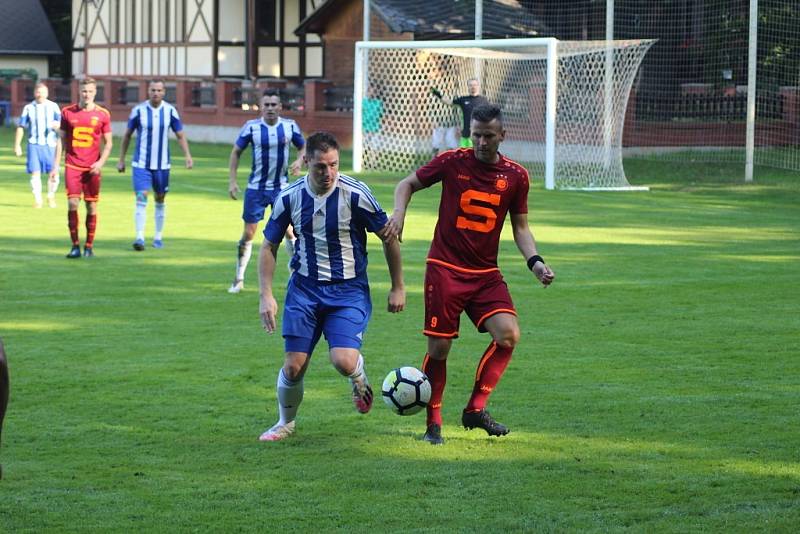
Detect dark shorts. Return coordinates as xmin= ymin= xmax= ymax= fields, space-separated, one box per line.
xmin=423 ymin=260 xmax=516 ymax=338
xmin=132 ymin=167 xmax=170 ymax=195
xmin=282 ymin=273 xmax=372 ymax=355
xmin=242 ymin=188 xmax=280 ymax=224
xmin=65 ymin=166 xmax=101 ymax=201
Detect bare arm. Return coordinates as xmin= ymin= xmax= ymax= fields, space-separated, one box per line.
xmin=383 ymin=172 xmax=426 ymax=241
xmin=379 ymin=232 xmax=405 ymax=313
xmin=510 ymin=212 xmax=555 ymax=286
xmin=90 ymin=132 xmax=113 ymax=175
xmin=13 ymin=127 xmax=24 ymax=156
xmin=289 ymin=143 xmax=306 ymax=176
xmin=116 ymin=128 xmax=134 ymax=172
xmin=175 ymin=130 xmax=193 ymax=169
xmin=51 ymin=129 xmax=64 ymax=179
xmin=258 ymin=239 xmax=280 ymax=333
xmin=228 ymin=146 xmax=243 ymax=199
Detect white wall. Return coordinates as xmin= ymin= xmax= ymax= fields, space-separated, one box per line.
xmin=0 ymin=57 xmax=49 ymax=79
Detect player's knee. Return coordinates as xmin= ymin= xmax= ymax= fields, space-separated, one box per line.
xmin=243 ymin=225 xmax=257 ymax=241
xmin=282 ymin=362 xmax=304 ymax=381
xmin=494 ymin=327 xmax=520 ymax=349
xmin=135 ymin=191 xmax=148 ymax=203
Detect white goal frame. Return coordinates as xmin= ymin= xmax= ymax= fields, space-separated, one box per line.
xmin=353 ymin=37 xmax=653 ymax=191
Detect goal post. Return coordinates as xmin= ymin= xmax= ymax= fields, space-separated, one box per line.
xmin=353 ymin=37 xmax=655 ymax=190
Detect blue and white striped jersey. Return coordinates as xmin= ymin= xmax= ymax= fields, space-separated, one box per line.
xmin=17 ymin=99 xmax=61 ymax=147
xmin=235 ymin=117 xmax=305 ymax=191
xmin=127 ymin=101 xmax=184 ymax=170
xmin=264 ymin=173 xmax=389 ymax=282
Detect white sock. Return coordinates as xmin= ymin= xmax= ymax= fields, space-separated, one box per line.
xmin=348 ymin=354 xmax=367 ymax=382
xmin=47 ymin=174 xmax=59 ymax=198
xmin=277 ymin=368 xmax=303 ymax=425
xmin=154 ymin=201 xmax=165 ymax=240
xmin=236 ymin=239 xmax=253 ymax=281
xmin=30 ymin=174 xmax=43 ymax=205
xmin=135 ymin=198 xmax=147 ymax=240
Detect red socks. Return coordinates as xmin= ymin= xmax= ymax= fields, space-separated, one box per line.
xmin=85 ymin=213 xmax=97 ymax=248
xmin=422 ymin=354 xmax=447 ymax=427
xmin=68 ymin=210 xmax=79 ymax=245
xmin=465 ymin=341 xmax=514 ymax=413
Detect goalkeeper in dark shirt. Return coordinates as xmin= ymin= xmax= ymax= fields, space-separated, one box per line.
xmin=431 ymin=78 xmax=489 ymax=148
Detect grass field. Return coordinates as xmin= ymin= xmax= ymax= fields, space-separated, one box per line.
xmin=1 ymin=126 xmax=799 ymax=532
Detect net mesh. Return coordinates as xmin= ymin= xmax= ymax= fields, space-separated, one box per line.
xmin=357 ymin=39 xmax=654 ymax=189
xmin=530 ymin=0 xmax=800 ymax=173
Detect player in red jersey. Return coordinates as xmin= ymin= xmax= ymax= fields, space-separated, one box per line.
xmin=386 ymin=103 xmax=555 ymax=445
xmin=53 ymin=78 xmax=113 ymax=258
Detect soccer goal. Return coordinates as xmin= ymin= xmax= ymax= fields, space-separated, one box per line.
xmin=353 ymin=38 xmax=655 ymax=190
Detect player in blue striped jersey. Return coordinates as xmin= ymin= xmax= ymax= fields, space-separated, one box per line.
xmin=256 ymin=131 xmax=405 ymax=442
xmin=227 ymin=89 xmax=306 ymax=293
xmin=117 ymin=80 xmax=193 ymax=250
xmin=14 ymin=83 xmax=61 ymax=208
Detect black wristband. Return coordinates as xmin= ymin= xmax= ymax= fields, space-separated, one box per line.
xmin=527 ymin=255 xmax=544 ymax=271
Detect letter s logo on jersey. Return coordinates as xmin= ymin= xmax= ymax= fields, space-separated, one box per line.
xmin=72 ymin=126 xmax=94 ymax=148
xmin=456 ymin=189 xmax=501 ymax=233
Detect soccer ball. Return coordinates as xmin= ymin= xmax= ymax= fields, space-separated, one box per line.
xmin=381 ymin=366 xmax=431 ymax=416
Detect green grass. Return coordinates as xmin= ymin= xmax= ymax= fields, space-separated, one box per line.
xmin=1 ymin=126 xmax=799 ymax=532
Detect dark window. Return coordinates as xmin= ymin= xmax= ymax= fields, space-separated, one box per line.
xmin=255 ymin=0 xmax=277 ymax=43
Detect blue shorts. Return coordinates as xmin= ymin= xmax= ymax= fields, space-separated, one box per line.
xmin=282 ymin=273 xmax=372 ymax=355
xmin=132 ymin=167 xmax=170 ymax=195
xmin=242 ymin=188 xmax=280 ymax=224
xmin=26 ymin=144 xmax=55 ymax=174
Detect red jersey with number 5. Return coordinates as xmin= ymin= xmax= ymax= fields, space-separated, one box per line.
xmin=60 ymin=104 xmax=111 ymax=170
xmin=415 ymin=148 xmax=529 ymax=272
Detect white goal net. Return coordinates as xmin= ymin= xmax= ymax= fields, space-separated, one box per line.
xmin=353 ymin=38 xmax=655 ymax=190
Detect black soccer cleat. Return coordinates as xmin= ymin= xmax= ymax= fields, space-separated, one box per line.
xmin=83 ymin=246 xmax=94 ymax=258
xmin=422 ymin=423 xmax=444 ymax=445
xmin=462 ymin=409 xmax=509 ymax=436
xmin=66 ymin=245 xmax=81 ymax=259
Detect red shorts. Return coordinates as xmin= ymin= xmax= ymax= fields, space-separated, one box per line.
xmin=65 ymin=165 xmax=101 ymax=201
xmin=423 ymin=260 xmax=516 ymax=338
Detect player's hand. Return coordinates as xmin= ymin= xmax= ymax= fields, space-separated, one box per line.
xmin=229 ymin=181 xmax=240 ymax=200
xmin=289 ymin=158 xmax=303 ymax=176
xmin=13 ymin=145 xmax=22 ymax=157
xmin=383 ymin=212 xmax=405 ymax=242
xmin=387 ymin=287 xmax=406 ymax=313
xmin=89 ymin=162 xmax=103 ymax=175
xmin=259 ymin=294 xmax=279 ymax=333
xmin=116 ymin=160 xmax=125 ymax=173
xmin=533 ymin=262 xmax=555 ymax=287
xmin=185 ymin=156 xmax=193 ymax=169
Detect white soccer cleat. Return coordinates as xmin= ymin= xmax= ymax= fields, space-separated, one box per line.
xmin=259 ymin=421 xmax=295 ymax=442
xmin=227 ymin=279 xmax=244 ymax=294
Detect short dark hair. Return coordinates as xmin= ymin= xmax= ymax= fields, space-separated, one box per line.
xmin=262 ymin=88 xmax=280 ymax=98
xmin=471 ymin=103 xmax=502 ymax=125
xmin=306 ymin=131 xmax=339 ymax=155
xmin=149 ymin=79 xmax=166 ymax=86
